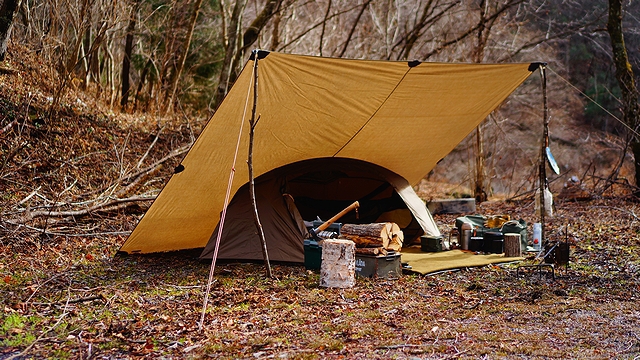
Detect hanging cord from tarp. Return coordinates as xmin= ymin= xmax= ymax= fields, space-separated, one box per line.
xmin=547 ymin=66 xmax=640 ymax=138
xmin=198 ymin=60 xmax=256 ymax=331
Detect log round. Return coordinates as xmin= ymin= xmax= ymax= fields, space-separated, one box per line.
xmin=340 ymin=222 xmax=404 ymax=251
xmin=320 ymin=239 xmax=356 ymax=288
xmin=504 ymin=233 xmax=522 ymax=257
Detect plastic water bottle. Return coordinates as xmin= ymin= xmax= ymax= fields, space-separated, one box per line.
xmin=532 ymin=223 xmax=542 ymax=251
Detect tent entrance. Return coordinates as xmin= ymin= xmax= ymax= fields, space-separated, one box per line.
xmin=200 ymin=158 xmax=437 ymax=263
xmin=287 ymin=170 xmax=421 ymax=239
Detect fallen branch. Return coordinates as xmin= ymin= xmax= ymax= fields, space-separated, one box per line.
xmin=10 ymin=195 xmax=155 ymax=221
xmin=32 ymin=294 xmax=105 ymax=306
xmin=115 ymin=164 xmax=162 ymax=198
xmin=136 ymin=125 xmax=166 ymax=169
xmin=0 ymin=119 xmax=18 ymax=135
xmin=591 ymin=206 xmax=640 ymax=222
xmin=17 ymin=187 xmax=42 ymax=206
xmin=1 ymin=220 xmax=132 ymax=237
xmin=120 ymin=144 xmax=189 ymax=184
xmin=0 ymin=66 xmax=17 ymax=75
xmin=377 ymin=344 xmax=425 ymax=350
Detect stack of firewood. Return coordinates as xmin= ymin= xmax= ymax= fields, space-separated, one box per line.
xmin=339 ymin=222 xmax=404 ymax=256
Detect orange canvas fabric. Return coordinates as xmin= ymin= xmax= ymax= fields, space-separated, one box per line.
xmin=120 ymin=52 xmax=536 ymax=254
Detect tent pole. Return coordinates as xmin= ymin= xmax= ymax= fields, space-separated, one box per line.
xmin=248 ymin=49 xmax=273 ymax=278
xmin=539 ymin=64 xmax=548 ymax=246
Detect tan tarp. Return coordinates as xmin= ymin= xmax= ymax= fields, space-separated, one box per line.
xmin=401 ymin=247 xmax=524 ymax=275
xmin=119 ymin=51 xmax=536 ymax=254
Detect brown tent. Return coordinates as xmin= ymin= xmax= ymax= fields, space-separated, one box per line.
xmin=118 ymin=51 xmax=539 ymax=258
xmin=200 ymin=158 xmax=437 ymax=262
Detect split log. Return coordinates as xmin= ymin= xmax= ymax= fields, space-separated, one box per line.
xmin=355 ymin=247 xmax=387 ymax=256
xmin=504 ymin=233 xmax=522 ymax=257
xmin=340 ymin=222 xmax=404 ymax=251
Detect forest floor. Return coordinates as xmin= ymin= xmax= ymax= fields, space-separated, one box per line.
xmin=1 ymin=198 xmax=640 ymax=359
xmin=2 ymin=44 xmax=640 ymax=359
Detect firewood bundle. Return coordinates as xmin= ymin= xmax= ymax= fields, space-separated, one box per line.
xmin=339 ymin=222 xmax=404 ymax=255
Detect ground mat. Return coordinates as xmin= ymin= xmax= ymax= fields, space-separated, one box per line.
xmin=401 ymin=247 xmax=523 ymax=275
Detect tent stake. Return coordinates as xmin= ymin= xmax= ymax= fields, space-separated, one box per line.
xmin=248 ymin=50 xmax=273 ymax=278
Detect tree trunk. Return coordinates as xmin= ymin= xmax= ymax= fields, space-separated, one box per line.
xmin=214 ymin=0 xmax=281 ymax=109
xmin=134 ymin=57 xmax=152 ymax=111
xmin=472 ymin=0 xmax=491 ymax=203
xmin=121 ymin=0 xmax=139 ymax=110
xmin=319 ymin=239 xmax=356 ymax=289
xmin=213 ymin=0 xmax=247 ymax=109
xmin=607 ymin=0 xmax=640 ymax=188
xmin=164 ymin=0 xmax=205 ymax=114
xmin=319 ymin=0 xmax=331 ymax=56
xmin=337 ymin=0 xmax=372 ymax=58
xmin=269 ymin=10 xmax=280 ymax=51
xmin=0 ymin=0 xmax=19 ymax=61
xmin=474 ymin=126 xmax=487 ymax=202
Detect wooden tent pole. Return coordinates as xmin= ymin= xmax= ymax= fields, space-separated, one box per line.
xmin=539 ymin=64 xmax=548 ymax=245
xmin=248 ymin=50 xmax=273 ymax=278
xmin=199 ymin=52 xmax=257 ymax=330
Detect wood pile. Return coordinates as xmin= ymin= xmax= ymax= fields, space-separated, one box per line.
xmin=339 ymin=222 xmax=404 ymax=255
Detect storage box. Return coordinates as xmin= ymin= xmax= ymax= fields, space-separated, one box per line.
xmin=469 ymin=236 xmax=484 ymax=252
xmin=421 ymin=235 xmax=443 ymax=252
xmin=303 ymin=239 xmax=322 ymax=270
xmin=355 ymin=253 xmax=401 ymax=279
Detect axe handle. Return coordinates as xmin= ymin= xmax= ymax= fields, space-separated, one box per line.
xmin=315 ymin=201 xmax=360 ymax=233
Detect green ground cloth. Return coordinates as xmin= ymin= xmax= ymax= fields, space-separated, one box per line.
xmin=401 ymin=247 xmax=523 ymax=275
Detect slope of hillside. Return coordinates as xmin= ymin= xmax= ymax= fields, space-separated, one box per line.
xmin=0 ymin=44 xmax=205 ymax=244
xmin=426 ymin=68 xmax=635 ymax=199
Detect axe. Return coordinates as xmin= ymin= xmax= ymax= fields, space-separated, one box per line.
xmin=309 ymin=201 xmax=360 ymax=241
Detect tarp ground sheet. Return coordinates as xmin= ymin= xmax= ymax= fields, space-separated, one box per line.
xmin=401 ymin=247 xmax=524 ymax=275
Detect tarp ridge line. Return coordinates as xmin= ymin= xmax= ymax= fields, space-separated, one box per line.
xmin=332 ymin=66 xmax=414 ymax=157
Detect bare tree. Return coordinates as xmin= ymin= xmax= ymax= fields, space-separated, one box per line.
xmin=121 ymin=0 xmax=139 ymax=110
xmin=0 ymin=0 xmax=20 ymax=61
xmin=213 ymin=0 xmax=282 ymax=108
xmin=607 ymin=0 xmax=640 ymax=189
xmin=213 ymin=0 xmax=247 ymax=108
xmin=163 ymin=0 xmax=205 ymax=114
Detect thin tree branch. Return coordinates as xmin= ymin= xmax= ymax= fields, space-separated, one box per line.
xmin=337 ymin=0 xmax=372 ymax=58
